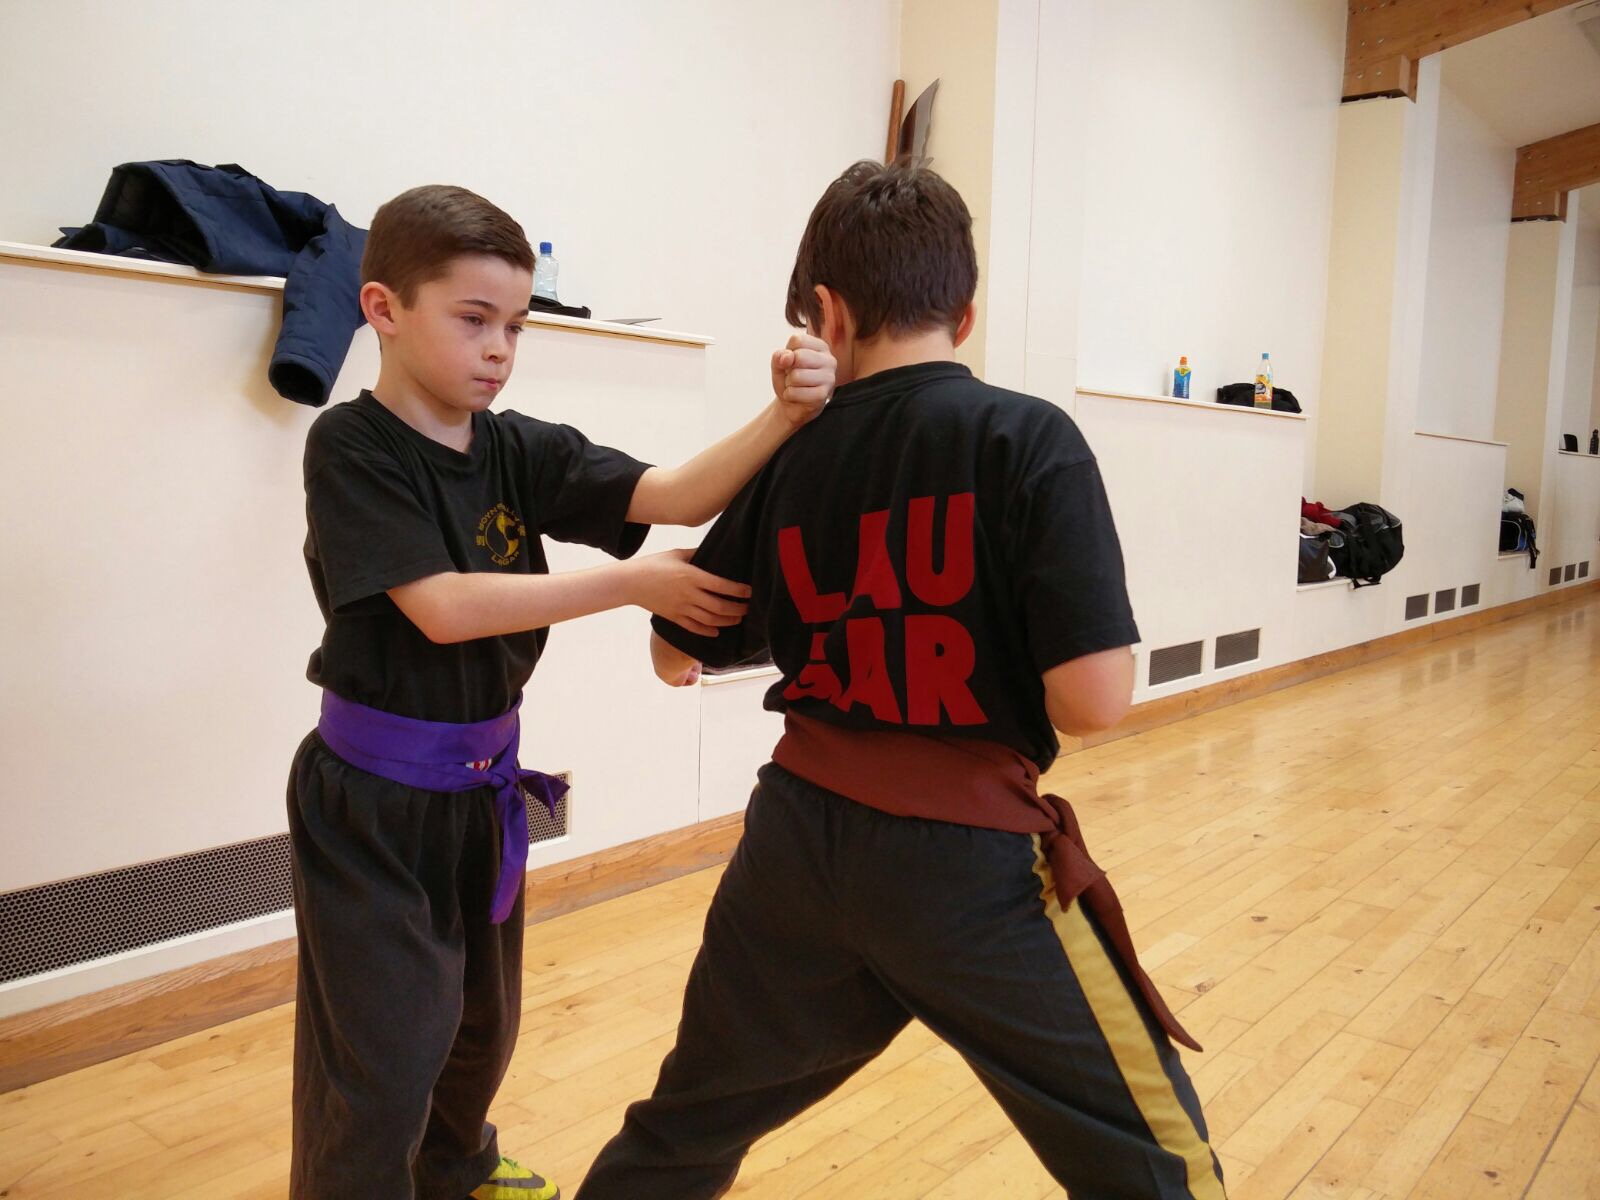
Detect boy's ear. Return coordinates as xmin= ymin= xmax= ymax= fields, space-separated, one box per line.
xmin=814 ymin=284 xmax=854 ymax=350
xmin=952 ymin=302 xmax=977 ymax=349
xmin=361 ymin=281 xmax=401 ymax=336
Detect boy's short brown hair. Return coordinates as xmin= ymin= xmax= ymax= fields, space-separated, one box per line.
xmin=361 ymin=185 xmax=534 ymax=304
xmin=785 ymin=160 xmax=977 ymax=340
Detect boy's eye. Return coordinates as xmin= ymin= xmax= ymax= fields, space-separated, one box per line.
xmin=462 ymin=314 xmax=485 ymax=326
xmin=508 ymin=325 xmax=524 ymax=337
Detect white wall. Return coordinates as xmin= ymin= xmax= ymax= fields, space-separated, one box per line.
xmin=0 ymin=0 xmax=896 ymax=1009
xmin=1071 ymin=0 xmax=1345 ymax=494
xmin=900 ymin=0 xmax=999 ymax=379
xmin=1404 ymin=434 xmax=1510 ymax=611
xmin=0 ymin=0 xmax=898 ymax=439
xmin=1019 ymin=0 xmax=1092 ymax=408
xmin=1313 ymin=58 xmax=1443 ymax=514
xmin=1416 ymin=81 xmax=1514 ymax=441
xmin=1496 ymin=210 xmax=1581 ymax=526
xmin=1548 ymin=453 xmax=1600 ymax=579
xmin=1076 ymin=393 xmax=1307 ymax=700
xmin=1565 ymin=225 xmax=1600 ymax=440
xmin=980 ymin=0 xmax=1042 ymax=394
xmin=1316 ymin=98 xmax=1408 ymax=505
xmin=0 ymin=262 xmax=715 ymax=897
xmin=1566 ymin=282 xmax=1600 ymax=441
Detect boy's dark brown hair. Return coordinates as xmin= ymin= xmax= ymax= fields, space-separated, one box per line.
xmin=785 ymin=160 xmax=977 ymax=340
xmin=361 ymin=185 xmax=534 ymax=304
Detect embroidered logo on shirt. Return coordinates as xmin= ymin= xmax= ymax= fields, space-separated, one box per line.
xmin=476 ymin=503 xmax=526 ymax=567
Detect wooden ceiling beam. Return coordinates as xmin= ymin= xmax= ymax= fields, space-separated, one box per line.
xmin=1513 ymin=121 xmax=1600 ymax=220
xmin=1345 ymin=0 xmax=1584 ymax=101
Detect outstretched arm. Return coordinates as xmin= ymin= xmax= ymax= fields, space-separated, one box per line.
xmin=626 ymin=334 xmax=834 ymax=526
xmin=390 ymin=549 xmax=750 ymax=644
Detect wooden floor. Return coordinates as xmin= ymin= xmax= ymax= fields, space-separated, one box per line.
xmin=5 ymin=595 xmax=1600 ymax=1199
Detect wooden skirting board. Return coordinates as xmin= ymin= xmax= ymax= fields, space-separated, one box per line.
xmin=3 ymin=579 xmax=1595 ymax=1093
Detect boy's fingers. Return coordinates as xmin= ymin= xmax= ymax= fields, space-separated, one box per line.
xmin=679 ymin=618 xmax=719 ymax=637
xmin=772 ymin=349 xmax=795 ymax=371
xmin=694 ymin=570 xmax=752 ymax=598
xmin=784 ymin=367 xmax=833 ymax=389
xmin=701 ymin=594 xmax=748 ymax=618
xmin=787 ymin=348 xmax=833 ymax=372
xmin=689 ymin=606 xmax=742 ymax=628
xmin=787 ymin=332 xmax=828 ymax=354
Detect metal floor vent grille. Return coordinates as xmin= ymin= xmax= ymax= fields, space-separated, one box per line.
xmin=1551 ymin=567 xmax=1564 ymax=587
xmin=1566 ymin=564 xmax=1578 ymax=582
xmin=1435 ymin=588 xmax=1457 ymax=615
xmin=1583 ymin=562 xmax=1591 ymax=579
xmin=1405 ymin=594 xmax=1430 ymax=621
xmin=0 ymin=773 xmax=570 ymax=985
xmin=1215 ymin=629 xmax=1261 ymax=670
xmin=529 ymin=777 xmax=572 ymax=844
xmin=1149 ymin=641 xmax=1204 ymax=687
xmin=1462 ymin=584 xmax=1481 ymax=607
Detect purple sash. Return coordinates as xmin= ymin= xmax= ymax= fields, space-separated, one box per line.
xmin=316 ymin=690 xmax=569 ymax=924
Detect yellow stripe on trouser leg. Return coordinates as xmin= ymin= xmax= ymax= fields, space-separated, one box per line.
xmin=1030 ymin=837 xmax=1224 ymax=1200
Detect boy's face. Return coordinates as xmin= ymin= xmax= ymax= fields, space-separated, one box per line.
xmin=381 ymin=254 xmax=533 ymax=413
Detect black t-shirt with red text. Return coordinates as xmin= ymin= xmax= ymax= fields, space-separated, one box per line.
xmin=652 ymin=361 xmax=1139 ymax=770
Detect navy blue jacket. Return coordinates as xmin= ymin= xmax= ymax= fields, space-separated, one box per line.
xmin=56 ymin=160 xmax=367 ymax=407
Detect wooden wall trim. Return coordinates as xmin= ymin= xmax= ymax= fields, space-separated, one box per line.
xmin=4 ymin=582 xmax=1596 ymax=1092
xmin=1513 ymin=121 xmax=1600 ymax=222
xmin=1344 ymin=0 xmax=1583 ymax=102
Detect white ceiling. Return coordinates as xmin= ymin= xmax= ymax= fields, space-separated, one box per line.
xmin=1440 ymin=4 xmax=1600 ymax=149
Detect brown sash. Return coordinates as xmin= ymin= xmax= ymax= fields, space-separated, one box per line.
xmin=771 ymin=712 xmax=1200 ymax=1052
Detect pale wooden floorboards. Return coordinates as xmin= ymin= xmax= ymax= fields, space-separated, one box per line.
xmin=4 ymin=597 xmax=1600 ymax=1198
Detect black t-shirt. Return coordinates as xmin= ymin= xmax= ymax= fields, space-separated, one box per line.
xmin=303 ymin=391 xmax=650 ymax=723
xmin=652 ymin=361 xmax=1139 ymax=770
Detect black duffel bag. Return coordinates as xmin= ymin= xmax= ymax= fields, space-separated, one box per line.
xmin=1217 ymin=382 xmax=1303 ymax=414
xmin=1330 ymin=502 xmax=1404 ymax=587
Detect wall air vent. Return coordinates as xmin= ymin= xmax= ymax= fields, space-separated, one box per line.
xmin=1149 ymin=641 xmax=1204 ymax=686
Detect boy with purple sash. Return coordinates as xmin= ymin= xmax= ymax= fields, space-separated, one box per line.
xmin=288 ymin=185 xmax=833 ymax=1199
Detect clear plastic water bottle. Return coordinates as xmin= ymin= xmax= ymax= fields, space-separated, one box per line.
xmin=533 ymin=241 xmax=559 ymax=302
xmin=1254 ymin=352 xmax=1273 ymax=409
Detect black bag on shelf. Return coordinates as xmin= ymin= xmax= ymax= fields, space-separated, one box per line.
xmin=1298 ymin=533 xmax=1337 ymax=584
xmin=1562 ymin=434 xmax=1579 ymax=452
xmin=1216 ymin=383 xmax=1303 ymax=414
xmin=1500 ymin=512 xmax=1539 ymax=568
xmin=1330 ymin=502 xmax=1404 ymax=587
xmin=527 ymin=294 xmax=592 ymax=320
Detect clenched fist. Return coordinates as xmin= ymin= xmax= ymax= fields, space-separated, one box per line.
xmin=770 ymin=333 xmax=835 ymax=429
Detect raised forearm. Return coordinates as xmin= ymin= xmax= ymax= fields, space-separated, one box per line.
xmin=628 ymin=402 xmax=790 ymax=526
